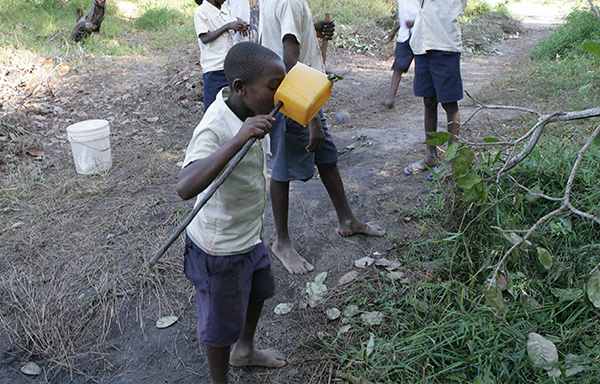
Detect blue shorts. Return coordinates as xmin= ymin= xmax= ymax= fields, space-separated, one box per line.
xmin=203 ymin=70 xmax=228 ymax=111
xmin=269 ymin=110 xmax=338 ymax=182
xmin=413 ymin=50 xmax=463 ymax=104
xmin=183 ymin=236 xmax=275 ymax=348
xmin=392 ymin=40 xmax=414 ymax=72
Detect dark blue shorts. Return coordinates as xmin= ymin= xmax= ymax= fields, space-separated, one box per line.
xmin=269 ymin=110 xmax=338 ymax=182
xmin=413 ymin=50 xmax=463 ymax=104
xmin=392 ymin=40 xmax=414 ymax=72
xmin=183 ymin=236 xmax=275 ymax=348
xmin=203 ymin=70 xmax=228 ymax=111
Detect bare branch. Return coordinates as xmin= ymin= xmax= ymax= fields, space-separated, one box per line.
xmin=508 ymin=174 xmax=563 ymax=202
xmin=589 ymin=0 xmax=600 ymax=22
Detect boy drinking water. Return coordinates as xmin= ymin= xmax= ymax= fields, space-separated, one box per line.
xmin=177 ymin=42 xmax=287 ymax=384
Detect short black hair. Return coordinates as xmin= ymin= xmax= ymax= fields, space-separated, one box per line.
xmin=194 ymin=0 xmax=202 ymax=5
xmin=224 ymin=42 xmax=282 ymax=88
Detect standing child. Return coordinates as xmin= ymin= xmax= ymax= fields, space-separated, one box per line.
xmin=382 ymin=0 xmax=419 ymax=109
xmin=260 ymin=0 xmax=385 ymax=275
xmin=194 ymin=0 xmax=249 ymax=111
xmin=404 ymin=0 xmax=467 ymax=178
xmin=177 ymin=42 xmax=287 ymax=384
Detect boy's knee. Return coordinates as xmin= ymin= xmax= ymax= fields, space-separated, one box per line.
xmin=423 ymin=97 xmax=437 ymax=110
xmin=441 ymin=101 xmax=458 ymax=114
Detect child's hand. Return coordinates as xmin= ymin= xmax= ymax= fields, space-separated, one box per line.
xmin=314 ymin=19 xmax=335 ymax=40
xmin=325 ymin=67 xmax=351 ymax=82
xmin=405 ymin=20 xmax=415 ymax=29
xmin=306 ymin=117 xmax=325 ymax=152
xmin=228 ymin=19 xmax=250 ymax=35
xmin=238 ymin=115 xmax=275 ymax=142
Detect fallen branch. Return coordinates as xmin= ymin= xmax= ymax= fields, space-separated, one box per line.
xmin=589 ymin=0 xmax=600 ymax=22
xmin=488 ymin=122 xmax=600 ymax=287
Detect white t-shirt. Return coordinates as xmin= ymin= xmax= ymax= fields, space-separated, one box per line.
xmin=410 ymin=0 xmax=467 ymax=55
xmin=227 ymin=0 xmax=250 ymax=42
xmin=396 ymin=0 xmax=419 ymax=43
xmin=259 ymin=0 xmax=324 ymax=73
xmin=183 ymin=91 xmax=269 ymax=255
xmin=194 ymin=2 xmax=237 ymax=73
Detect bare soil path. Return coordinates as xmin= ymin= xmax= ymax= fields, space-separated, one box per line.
xmin=0 ymin=3 xmax=568 ymax=383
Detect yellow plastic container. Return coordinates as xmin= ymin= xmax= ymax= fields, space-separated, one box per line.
xmin=274 ymin=62 xmax=333 ymax=126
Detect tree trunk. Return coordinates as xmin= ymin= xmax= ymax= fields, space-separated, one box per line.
xmin=71 ymin=0 xmax=107 ymax=42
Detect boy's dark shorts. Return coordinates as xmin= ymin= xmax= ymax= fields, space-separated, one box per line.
xmin=183 ymin=236 xmax=275 ymax=348
xmin=392 ymin=40 xmax=414 ymax=72
xmin=269 ymin=110 xmax=338 ymax=182
xmin=203 ymin=69 xmax=228 ymax=112
xmin=413 ymin=50 xmax=463 ymax=104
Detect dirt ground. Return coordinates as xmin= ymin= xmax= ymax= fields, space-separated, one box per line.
xmin=0 ymin=3 xmax=569 ymax=383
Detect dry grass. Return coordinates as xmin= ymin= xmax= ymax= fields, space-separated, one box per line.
xmin=0 ymin=46 xmax=201 ymax=377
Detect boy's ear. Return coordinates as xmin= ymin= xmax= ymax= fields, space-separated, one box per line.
xmin=230 ymin=78 xmax=246 ymax=96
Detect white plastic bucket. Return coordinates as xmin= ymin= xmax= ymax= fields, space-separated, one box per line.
xmin=67 ymin=119 xmax=112 ymax=175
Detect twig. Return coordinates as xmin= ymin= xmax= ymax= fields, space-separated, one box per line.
xmin=589 ymin=0 xmax=600 ymax=22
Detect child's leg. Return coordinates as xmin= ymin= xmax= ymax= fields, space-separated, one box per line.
xmin=206 ymin=346 xmax=231 ymax=384
xmin=270 ymin=179 xmax=315 ymax=274
xmin=230 ymin=300 xmax=286 ymax=367
xmin=317 ymin=163 xmax=385 ymax=237
xmin=422 ymin=96 xmax=440 ymax=166
xmin=382 ymin=69 xmax=403 ymax=109
xmin=441 ymin=101 xmax=460 ymax=139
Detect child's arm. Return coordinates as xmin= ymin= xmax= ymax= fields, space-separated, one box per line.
xmin=177 ymin=115 xmax=274 ymax=200
xmin=199 ymin=18 xmax=249 ymax=44
xmin=386 ymin=22 xmax=400 ymax=44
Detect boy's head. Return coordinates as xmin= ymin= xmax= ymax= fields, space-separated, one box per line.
xmin=194 ymin=0 xmax=202 ymax=5
xmin=224 ymin=42 xmax=285 ymax=115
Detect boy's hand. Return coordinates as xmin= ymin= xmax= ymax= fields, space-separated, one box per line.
xmin=314 ymin=19 xmax=335 ymax=40
xmin=238 ymin=115 xmax=275 ymax=142
xmin=405 ymin=20 xmax=415 ymax=29
xmin=228 ymin=19 xmax=250 ymax=36
xmin=306 ymin=117 xmax=325 ymax=152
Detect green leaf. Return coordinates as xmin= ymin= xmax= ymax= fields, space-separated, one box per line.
xmin=513 ymin=191 xmax=524 ymax=211
xmin=483 ymin=136 xmax=502 ymax=143
xmin=594 ymin=134 xmax=600 ymax=147
xmin=424 ymin=131 xmax=453 ymax=146
xmin=550 ymin=288 xmax=583 ymax=301
xmin=578 ymin=84 xmax=592 ymax=95
xmin=453 ymin=147 xmax=475 ymax=177
xmin=327 ymin=73 xmax=345 ymax=81
xmin=274 ymin=303 xmax=294 ymax=315
xmin=587 ymin=269 xmax=600 ymax=309
xmin=483 ymin=286 xmax=508 ymax=313
xmin=457 ymin=173 xmax=482 ymax=189
xmin=525 ymin=185 xmax=543 ymax=202
xmin=462 ymin=182 xmax=487 ymax=203
xmin=582 ymin=41 xmax=600 ymax=58
xmin=527 ymin=333 xmax=558 ymax=370
xmin=444 ymin=142 xmax=460 ymax=161
xmin=326 ymin=307 xmax=341 ymax=320
xmin=537 ymin=247 xmax=553 ymax=270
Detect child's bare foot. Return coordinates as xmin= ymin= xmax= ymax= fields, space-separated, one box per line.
xmin=338 ymin=221 xmax=385 ymax=237
xmin=381 ymin=100 xmax=395 ymax=109
xmin=271 ymin=239 xmax=315 ymax=274
xmin=230 ymin=346 xmax=286 ymax=368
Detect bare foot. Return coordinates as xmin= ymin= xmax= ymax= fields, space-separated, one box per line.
xmin=338 ymin=221 xmax=385 ymax=237
xmin=271 ymin=239 xmax=315 ymax=274
xmin=230 ymin=346 xmax=286 ymax=368
xmin=381 ymin=100 xmax=394 ymax=109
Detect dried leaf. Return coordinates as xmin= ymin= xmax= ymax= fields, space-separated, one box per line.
xmin=307 ymin=295 xmax=324 ymax=307
xmin=354 ymin=256 xmax=374 ymax=269
xmin=21 ymin=362 xmax=41 ymax=375
xmin=26 ymin=147 xmax=44 ymax=157
xmin=587 ymin=270 xmax=600 ymax=309
xmin=56 ymin=63 xmax=71 ymax=76
xmin=374 ymin=258 xmax=401 ymax=270
xmin=305 ymin=272 xmax=328 ymax=296
xmin=386 ymin=271 xmax=405 ymax=280
xmin=343 ymin=304 xmax=360 ymax=318
xmin=527 ymin=333 xmax=558 ymax=370
xmin=274 ymin=302 xmax=293 ymax=315
xmin=483 ymin=286 xmax=508 ymax=313
xmin=338 ymin=271 xmax=358 ymax=286
xmin=365 ymin=333 xmax=375 ymax=357
xmin=325 ymin=307 xmax=341 ymax=320
xmin=338 ymin=324 xmax=351 ymax=334
xmin=360 ymin=311 xmax=383 ymax=326
xmin=156 ymin=315 xmax=178 ymax=329
xmin=537 ymin=247 xmax=553 ymax=270
xmin=147 ymin=116 xmax=159 ymax=123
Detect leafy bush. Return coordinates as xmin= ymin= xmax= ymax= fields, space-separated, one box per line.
xmin=531 ymin=9 xmax=600 ymax=60
xmin=134 ymin=7 xmax=187 ymax=31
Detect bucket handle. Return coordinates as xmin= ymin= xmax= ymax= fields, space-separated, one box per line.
xmin=68 ymin=136 xmax=111 ymax=152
